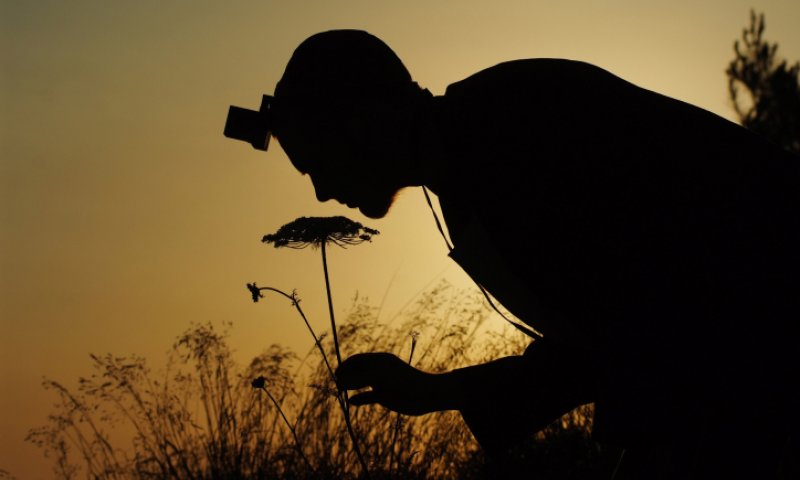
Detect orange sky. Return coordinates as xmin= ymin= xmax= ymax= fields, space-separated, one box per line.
xmin=2 ymin=1 xmax=799 ymax=477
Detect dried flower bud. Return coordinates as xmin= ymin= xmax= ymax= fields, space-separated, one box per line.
xmin=251 ymin=376 xmax=266 ymax=389
xmin=246 ymin=283 xmax=264 ymax=303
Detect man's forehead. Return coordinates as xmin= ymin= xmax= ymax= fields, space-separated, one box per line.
xmin=277 ymin=137 xmax=309 ymax=174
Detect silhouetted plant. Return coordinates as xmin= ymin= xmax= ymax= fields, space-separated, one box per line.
xmin=261 ymin=216 xmax=379 ymax=368
xmin=727 ymin=10 xmax=800 ymax=154
xmin=258 ymin=216 xmax=380 ymax=478
xmin=387 ymin=332 xmax=418 ymax=477
xmin=251 ymin=375 xmax=314 ymax=473
xmin=246 ymin=283 xmax=335 ymax=381
xmin=30 ymin=283 xmax=614 ymax=479
xmin=27 ymin=322 xmax=303 ymax=478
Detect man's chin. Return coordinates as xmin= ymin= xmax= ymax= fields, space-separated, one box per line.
xmin=348 ymin=188 xmax=402 ymax=219
xmin=357 ymin=192 xmax=399 ymax=219
xmin=358 ymin=203 xmax=390 ymax=219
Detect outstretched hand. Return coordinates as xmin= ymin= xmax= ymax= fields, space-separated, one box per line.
xmin=336 ymin=352 xmax=452 ymax=416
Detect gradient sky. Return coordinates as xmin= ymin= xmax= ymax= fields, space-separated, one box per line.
xmin=2 ymin=1 xmax=799 ymax=477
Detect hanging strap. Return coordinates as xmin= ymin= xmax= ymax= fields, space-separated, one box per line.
xmin=422 ymin=186 xmax=542 ymax=340
xmin=422 ymin=185 xmax=454 ymax=251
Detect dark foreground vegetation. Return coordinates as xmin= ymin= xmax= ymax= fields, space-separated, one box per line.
xmin=28 ymin=284 xmax=621 ymax=479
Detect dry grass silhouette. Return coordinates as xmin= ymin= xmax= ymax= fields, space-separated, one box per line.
xmin=28 ymin=217 xmax=615 ymax=478
xmin=28 ymin=283 xmax=616 ymax=479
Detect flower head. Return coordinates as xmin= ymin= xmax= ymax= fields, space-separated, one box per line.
xmin=262 ymin=216 xmax=379 ymax=249
xmin=246 ymin=283 xmax=264 ymax=303
xmin=251 ymin=375 xmax=266 ymax=389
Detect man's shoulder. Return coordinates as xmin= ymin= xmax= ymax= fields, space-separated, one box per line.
xmin=444 ymin=58 xmax=621 ymax=97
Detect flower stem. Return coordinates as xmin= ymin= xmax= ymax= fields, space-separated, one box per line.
xmin=321 ymin=242 xmax=343 ymax=369
xmin=256 ymin=286 xmax=336 ymax=383
xmin=258 ymin=385 xmax=314 ymax=474
xmin=320 ymin=242 xmax=370 ymax=479
xmin=388 ymin=336 xmax=417 ymax=477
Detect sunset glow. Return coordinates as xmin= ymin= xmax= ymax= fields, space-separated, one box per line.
xmin=2 ymin=1 xmax=799 ymax=477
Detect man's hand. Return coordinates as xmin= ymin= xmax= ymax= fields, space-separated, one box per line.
xmin=336 ymin=352 xmax=456 ymax=416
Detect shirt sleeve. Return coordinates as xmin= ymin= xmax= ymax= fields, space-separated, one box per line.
xmin=448 ymin=338 xmax=596 ymax=454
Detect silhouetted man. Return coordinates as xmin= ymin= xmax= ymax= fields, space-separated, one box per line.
xmin=254 ymin=30 xmax=799 ymax=478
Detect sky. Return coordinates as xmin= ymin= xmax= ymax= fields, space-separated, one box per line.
xmin=2 ymin=1 xmax=799 ymax=477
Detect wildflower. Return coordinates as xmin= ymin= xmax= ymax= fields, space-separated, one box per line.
xmin=257 ymin=215 xmax=376 ymax=477
xmin=246 ymin=283 xmax=264 ymax=303
xmin=251 ymin=375 xmax=266 ymax=389
xmin=262 ymin=216 xmax=379 ymax=249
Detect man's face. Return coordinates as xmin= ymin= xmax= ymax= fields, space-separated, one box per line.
xmin=276 ymin=110 xmax=404 ymax=219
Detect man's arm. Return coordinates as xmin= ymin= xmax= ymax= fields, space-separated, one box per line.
xmin=448 ymin=338 xmax=596 ymax=453
xmin=337 ymin=338 xmax=596 ymax=454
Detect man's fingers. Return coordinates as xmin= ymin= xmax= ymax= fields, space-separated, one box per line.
xmin=348 ymin=390 xmax=381 ymax=406
xmin=336 ymin=352 xmax=401 ymax=390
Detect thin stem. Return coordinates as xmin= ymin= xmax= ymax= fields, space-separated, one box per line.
xmin=388 ymin=337 xmax=417 ymax=477
xmin=319 ymin=242 xmax=371 ymax=479
xmin=339 ymin=399 xmax=370 ymax=479
xmin=258 ymin=386 xmax=314 ymax=475
xmin=257 ymin=286 xmax=336 ymax=382
xmin=321 ymin=242 xmax=343 ymax=369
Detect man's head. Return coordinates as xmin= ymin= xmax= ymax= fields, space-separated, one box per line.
xmin=272 ymin=30 xmax=427 ymax=218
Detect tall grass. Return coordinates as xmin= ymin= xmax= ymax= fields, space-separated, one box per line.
xmin=28 ymin=283 xmax=614 ymax=478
